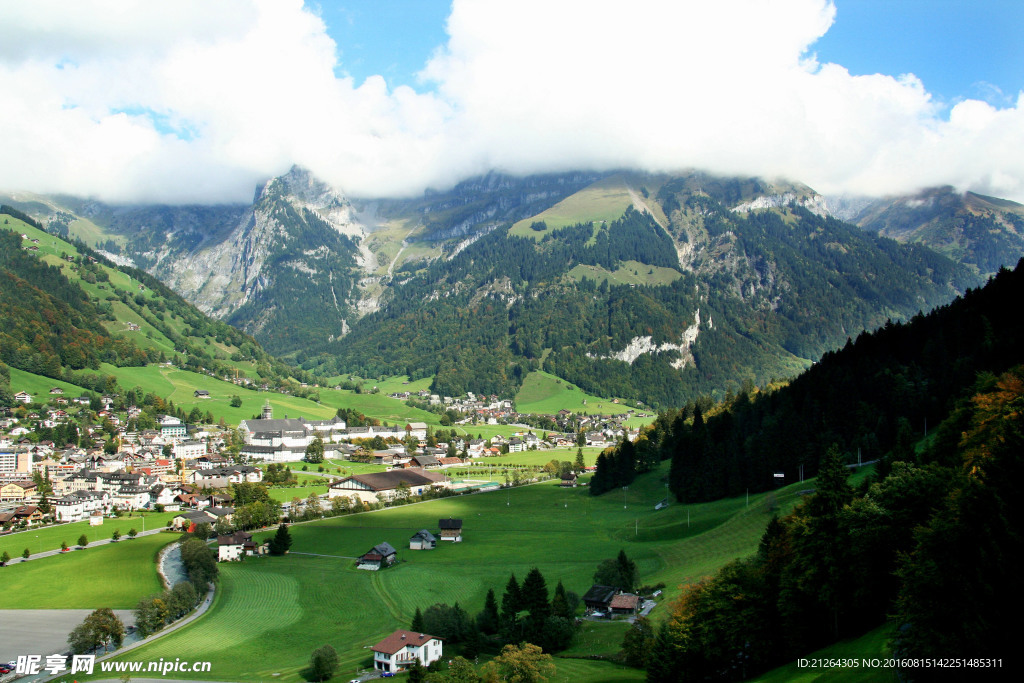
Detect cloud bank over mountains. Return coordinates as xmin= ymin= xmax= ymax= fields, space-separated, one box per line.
xmin=1 ymin=0 xmax=1022 ymax=204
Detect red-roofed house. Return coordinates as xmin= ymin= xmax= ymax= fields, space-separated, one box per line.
xmin=609 ymin=593 xmax=640 ymax=616
xmin=371 ymin=630 xmax=443 ymax=674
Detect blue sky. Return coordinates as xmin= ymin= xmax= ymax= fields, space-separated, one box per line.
xmin=317 ymin=0 xmax=450 ymax=89
xmin=321 ymin=0 xmax=1024 ymax=109
xmin=814 ymin=0 xmax=1024 ymax=107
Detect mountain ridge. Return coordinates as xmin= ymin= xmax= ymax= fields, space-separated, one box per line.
xmin=7 ymin=168 xmax=1023 ymax=407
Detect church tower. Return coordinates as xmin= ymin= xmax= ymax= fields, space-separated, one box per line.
xmin=261 ymin=399 xmax=273 ymax=420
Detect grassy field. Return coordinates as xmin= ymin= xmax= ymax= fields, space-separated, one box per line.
xmin=515 ymin=370 xmax=637 ymax=416
xmin=751 ymin=623 xmax=898 ymax=683
xmin=567 ymin=260 xmax=683 ymax=288
xmin=87 ymin=462 xmax=842 ymax=681
xmin=509 ymin=175 xmax=636 ymax=239
xmin=0 ymin=511 xmax=179 ymax=558
xmin=0 ymin=532 xmax=178 ymax=609
xmin=268 ymin=485 xmax=329 ymax=503
xmin=6 ymin=367 xmax=92 ymax=399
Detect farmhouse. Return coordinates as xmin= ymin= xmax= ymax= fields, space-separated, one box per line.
xmin=327 ymin=468 xmax=448 ymax=505
xmin=371 ymin=630 xmax=443 ymax=674
xmin=172 ymin=509 xmax=218 ymax=531
xmin=358 ymin=542 xmax=398 ymax=570
xmin=438 ymin=518 xmax=463 ymax=542
xmin=609 ymin=593 xmax=641 ymax=616
xmin=560 ymin=472 xmax=579 ymax=487
xmin=217 ymin=531 xmax=266 ymax=561
xmin=582 ymin=585 xmax=618 ymax=613
xmin=409 ymin=529 xmax=437 ymax=550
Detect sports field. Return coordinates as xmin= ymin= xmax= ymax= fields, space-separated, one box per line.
xmin=0 ymin=511 xmax=179 ymax=559
xmin=1 ymin=532 xmax=178 ymax=609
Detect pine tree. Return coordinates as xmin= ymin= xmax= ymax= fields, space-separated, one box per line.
xmin=268 ymin=523 xmax=292 ymax=555
xmin=617 ymin=549 xmax=638 ymax=592
xmin=477 ymin=588 xmax=500 ymax=634
xmin=411 ymin=606 xmax=425 ymax=633
xmin=520 ymin=567 xmax=551 ymax=628
xmin=551 ymin=581 xmax=572 ymax=619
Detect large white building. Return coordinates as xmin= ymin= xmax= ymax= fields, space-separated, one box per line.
xmin=237 ymin=402 xmax=348 ymax=462
xmin=327 ymin=468 xmax=449 ymax=504
xmin=371 ymin=630 xmax=442 ymax=674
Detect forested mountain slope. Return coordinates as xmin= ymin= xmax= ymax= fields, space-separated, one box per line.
xmin=590 ymin=257 xmax=1024 ymax=503
xmin=846 ymin=185 xmax=1024 ymax=276
xmin=6 ymin=170 xmax=1009 ymax=408
xmin=0 ymin=206 xmax=312 ymax=400
xmin=306 ymin=174 xmax=978 ymax=407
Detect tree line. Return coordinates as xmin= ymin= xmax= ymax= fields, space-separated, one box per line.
xmin=631 ymin=364 xmax=1024 ymax=680
xmin=587 ymin=259 xmax=1024 ymax=502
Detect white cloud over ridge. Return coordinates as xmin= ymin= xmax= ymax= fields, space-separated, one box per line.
xmin=0 ymin=0 xmax=1021 ymax=204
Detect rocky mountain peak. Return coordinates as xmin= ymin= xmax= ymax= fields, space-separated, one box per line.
xmin=255 ymin=165 xmax=350 ymax=211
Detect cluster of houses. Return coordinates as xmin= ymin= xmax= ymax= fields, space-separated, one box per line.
xmin=386 ymin=388 xmax=648 ymax=435
xmin=237 ymin=401 xmax=637 ymax=464
xmin=357 ymin=518 xmax=463 ymax=570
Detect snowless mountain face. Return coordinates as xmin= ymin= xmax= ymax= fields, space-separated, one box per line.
xmin=839 ymin=186 xmax=1024 ymax=276
xmin=6 ymin=167 xmax=1021 ymax=406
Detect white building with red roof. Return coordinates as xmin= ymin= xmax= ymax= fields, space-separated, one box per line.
xmin=371 ymin=629 xmax=442 ymax=674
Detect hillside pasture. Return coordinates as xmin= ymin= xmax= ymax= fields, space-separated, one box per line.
xmin=567 ymin=260 xmax=683 ymax=288
xmin=509 ymin=175 xmax=635 ymax=239
xmin=6 ymin=367 xmax=92 ymax=400
xmin=515 ymin=370 xmax=635 ymax=416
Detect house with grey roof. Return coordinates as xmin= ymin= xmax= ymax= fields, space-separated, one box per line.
xmin=409 ymin=529 xmax=437 ymax=550
xmin=358 ymin=541 xmax=398 ymax=570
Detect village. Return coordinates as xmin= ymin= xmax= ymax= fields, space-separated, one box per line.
xmin=0 ymin=384 xmax=656 ymax=681
xmin=0 ymin=386 xmax=639 ymax=531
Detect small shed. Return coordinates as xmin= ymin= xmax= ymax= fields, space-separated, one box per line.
xmin=410 ymin=529 xmax=437 ymax=550
xmin=438 ymin=518 xmax=463 ymax=542
xmin=358 ymin=542 xmax=398 ymax=570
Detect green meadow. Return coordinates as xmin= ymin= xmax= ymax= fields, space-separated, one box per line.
xmin=87 ymin=462 xmax=832 ymax=681
xmin=752 ymin=623 xmax=898 ymax=683
xmin=567 ymin=260 xmax=683 ymax=288
xmin=1 ymin=532 xmax=178 ymax=609
xmin=515 ymin=370 xmax=635 ymax=416
xmin=6 ymin=367 xmax=92 ymax=399
xmin=509 ymin=175 xmax=636 ymax=239
xmin=268 ymin=485 xmax=329 ymax=504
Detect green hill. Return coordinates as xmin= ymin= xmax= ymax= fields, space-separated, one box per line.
xmin=0 ymin=206 xmax=319 ymax=416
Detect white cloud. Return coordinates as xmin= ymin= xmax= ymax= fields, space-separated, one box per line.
xmin=0 ymin=0 xmax=1021 ymax=204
